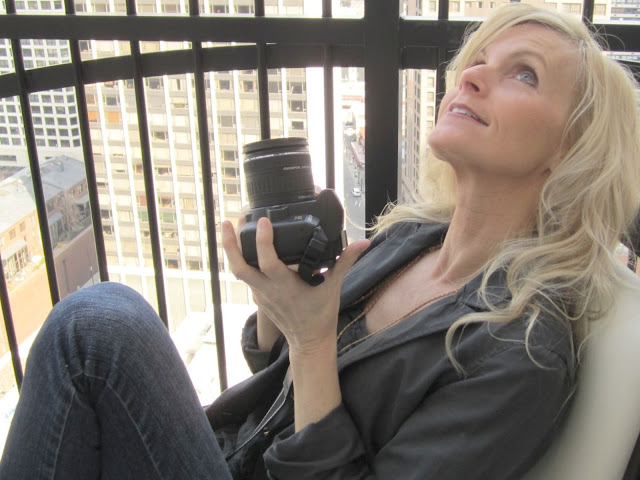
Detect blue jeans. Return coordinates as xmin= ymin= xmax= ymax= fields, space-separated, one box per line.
xmin=0 ymin=282 xmax=232 ymax=479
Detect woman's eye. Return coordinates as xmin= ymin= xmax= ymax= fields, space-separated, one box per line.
xmin=515 ymin=69 xmax=538 ymax=86
xmin=467 ymin=60 xmax=484 ymax=69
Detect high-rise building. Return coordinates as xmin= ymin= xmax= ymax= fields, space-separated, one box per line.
xmin=0 ymin=0 xmax=335 ymax=335
xmin=0 ymin=155 xmax=97 ymax=355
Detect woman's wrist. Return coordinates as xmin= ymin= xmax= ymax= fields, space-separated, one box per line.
xmin=289 ymin=337 xmax=341 ymax=432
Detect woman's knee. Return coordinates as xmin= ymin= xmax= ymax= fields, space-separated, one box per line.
xmin=33 ymin=282 xmax=166 ymax=361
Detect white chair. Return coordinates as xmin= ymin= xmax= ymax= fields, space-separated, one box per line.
xmin=524 ymin=260 xmax=640 ymax=480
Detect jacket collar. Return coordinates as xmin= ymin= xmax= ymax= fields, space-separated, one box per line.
xmin=336 ymin=222 xmax=514 ymax=370
xmin=340 ymin=221 xmax=511 ymax=312
xmin=340 ymin=222 xmax=448 ymax=308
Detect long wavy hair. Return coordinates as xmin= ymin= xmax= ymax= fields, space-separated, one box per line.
xmin=372 ymin=3 xmax=640 ymax=371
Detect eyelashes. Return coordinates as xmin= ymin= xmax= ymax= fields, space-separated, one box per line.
xmin=462 ymin=60 xmax=539 ymax=87
xmin=514 ymin=68 xmax=538 ymax=86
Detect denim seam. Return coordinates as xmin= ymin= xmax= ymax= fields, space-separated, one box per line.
xmin=50 ymin=388 xmax=77 ymax=480
xmin=86 ymin=372 xmax=166 ymax=479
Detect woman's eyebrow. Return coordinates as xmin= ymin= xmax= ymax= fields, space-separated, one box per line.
xmin=478 ymin=46 xmax=548 ymax=69
xmin=510 ymin=49 xmax=548 ymax=69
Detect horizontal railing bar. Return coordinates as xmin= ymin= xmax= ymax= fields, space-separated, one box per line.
xmin=400 ymin=18 xmax=469 ymax=48
xmin=401 ymin=46 xmax=440 ymax=70
xmin=0 ymin=43 xmax=370 ymax=98
xmin=3 ymin=13 xmax=634 ymax=52
xmin=0 ymin=22 xmax=637 ymax=100
xmin=0 ymin=72 xmax=17 ymax=95
xmin=0 ymin=14 xmax=365 ymax=44
xmin=400 ymin=18 xmax=640 ymax=52
xmin=0 ymin=15 xmax=638 ymax=56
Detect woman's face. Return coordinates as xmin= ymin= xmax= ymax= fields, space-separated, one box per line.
xmin=428 ymin=24 xmax=579 ymax=185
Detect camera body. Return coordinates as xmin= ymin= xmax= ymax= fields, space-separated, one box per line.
xmin=241 ymin=189 xmax=347 ymax=268
xmin=239 ymin=137 xmax=347 ymax=283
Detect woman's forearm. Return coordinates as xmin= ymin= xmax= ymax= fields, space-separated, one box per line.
xmin=289 ymin=338 xmax=341 ymax=432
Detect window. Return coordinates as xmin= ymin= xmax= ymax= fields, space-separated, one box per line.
xmin=289 ymin=100 xmax=306 ymax=112
xmin=221 ymin=150 xmax=236 ymax=162
xmin=268 ymin=81 xmax=281 ymax=94
xmin=218 ymin=79 xmax=231 ymax=90
xmin=223 ymin=167 xmax=238 ymax=178
xmin=105 ymin=95 xmax=119 ymax=106
xmin=182 ymin=197 xmax=196 ymax=209
xmin=162 ymin=212 xmax=176 ymax=223
xmin=152 ymin=130 xmax=168 ymax=140
xmin=218 ymin=115 xmax=235 ymax=128
xmin=241 ymin=80 xmax=255 ymax=92
xmin=289 ymin=82 xmax=305 ymax=94
xmin=146 ymin=77 xmax=162 ymax=90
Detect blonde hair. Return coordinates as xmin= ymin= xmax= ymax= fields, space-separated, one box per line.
xmin=373 ymin=3 xmax=640 ymax=372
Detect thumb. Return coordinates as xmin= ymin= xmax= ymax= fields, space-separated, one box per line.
xmin=329 ymin=239 xmax=371 ymax=281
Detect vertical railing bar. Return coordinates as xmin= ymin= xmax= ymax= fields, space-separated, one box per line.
xmin=323 ymin=0 xmax=335 ymax=189
xmin=126 ymin=0 xmax=169 ymax=326
xmin=255 ymin=0 xmax=270 ymax=140
xmin=582 ymin=0 xmax=595 ymax=25
xmin=0 ymin=252 xmax=23 ymax=391
xmin=257 ymin=45 xmax=270 ymax=140
xmin=254 ymin=0 xmax=264 ymax=17
xmin=363 ymin=0 xmax=400 ymax=229
xmin=436 ymin=0 xmax=450 ymax=115
xmin=189 ymin=0 xmax=228 ymax=392
xmin=5 ymin=0 xmax=61 ymax=305
xmin=322 ymin=0 xmax=331 ymax=18
xmin=64 ymin=0 xmax=109 ymax=283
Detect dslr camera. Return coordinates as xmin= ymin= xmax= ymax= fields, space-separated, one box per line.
xmin=240 ymin=137 xmax=347 ymax=285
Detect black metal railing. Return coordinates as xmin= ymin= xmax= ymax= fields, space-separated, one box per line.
xmin=1 ymin=0 xmax=639 ymax=397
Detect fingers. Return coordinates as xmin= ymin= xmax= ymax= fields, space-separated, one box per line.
xmin=221 ymin=220 xmax=261 ymax=285
xmin=255 ymin=218 xmax=291 ymax=280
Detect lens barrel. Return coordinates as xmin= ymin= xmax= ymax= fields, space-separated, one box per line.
xmin=243 ymin=137 xmax=316 ymax=209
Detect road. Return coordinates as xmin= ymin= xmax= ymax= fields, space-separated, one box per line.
xmin=342 ymin=147 xmax=366 ymax=243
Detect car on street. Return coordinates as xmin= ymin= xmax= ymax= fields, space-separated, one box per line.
xmin=351 ymin=187 xmax=362 ymax=197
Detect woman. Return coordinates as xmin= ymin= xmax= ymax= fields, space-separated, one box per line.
xmin=2 ymin=4 xmax=639 ymax=479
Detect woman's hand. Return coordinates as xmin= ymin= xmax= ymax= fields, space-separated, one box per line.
xmin=222 ymin=217 xmax=369 ymax=430
xmin=221 ymin=217 xmax=370 ymax=355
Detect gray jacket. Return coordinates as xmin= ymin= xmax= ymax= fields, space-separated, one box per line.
xmin=211 ymin=222 xmax=575 ymax=479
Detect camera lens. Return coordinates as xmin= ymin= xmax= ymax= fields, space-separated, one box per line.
xmin=243 ymin=137 xmax=316 ymax=209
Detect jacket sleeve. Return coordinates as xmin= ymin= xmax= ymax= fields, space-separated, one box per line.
xmin=241 ymin=311 xmax=287 ymax=374
xmin=263 ymin=344 xmax=573 ymax=480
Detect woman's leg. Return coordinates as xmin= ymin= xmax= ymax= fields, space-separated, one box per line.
xmin=0 ymin=282 xmax=231 ymax=480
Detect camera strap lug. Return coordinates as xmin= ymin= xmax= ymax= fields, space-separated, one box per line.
xmin=298 ymin=227 xmax=329 ymax=286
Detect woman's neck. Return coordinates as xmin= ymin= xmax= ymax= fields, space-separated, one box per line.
xmin=434 ymin=179 xmax=540 ymax=286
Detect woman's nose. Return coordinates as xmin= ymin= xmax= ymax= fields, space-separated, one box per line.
xmin=459 ymin=65 xmax=488 ymax=95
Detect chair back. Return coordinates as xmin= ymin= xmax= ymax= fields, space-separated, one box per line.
xmin=524 ymin=260 xmax=640 ymax=479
